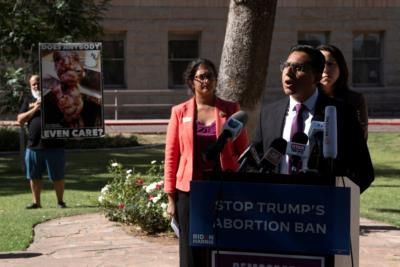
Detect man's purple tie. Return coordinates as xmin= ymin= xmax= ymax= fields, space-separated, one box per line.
xmin=290 ymin=103 xmax=306 ymax=140
xmin=289 ymin=103 xmax=306 ymax=174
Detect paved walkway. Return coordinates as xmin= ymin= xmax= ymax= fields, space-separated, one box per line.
xmin=0 ymin=213 xmax=178 ymax=267
xmin=0 ymin=213 xmax=399 ymax=267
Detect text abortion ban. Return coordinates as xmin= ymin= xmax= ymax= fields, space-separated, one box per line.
xmin=214 ymin=200 xmax=327 ymax=234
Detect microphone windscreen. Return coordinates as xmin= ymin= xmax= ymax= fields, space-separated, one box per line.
xmin=292 ymin=132 xmax=308 ymax=144
xmin=223 ymin=110 xmax=247 ymax=141
xmin=230 ymin=110 xmax=248 ymax=125
xmin=323 ymin=106 xmax=337 ymax=159
xmin=206 ymin=110 xmax=248 ymax=161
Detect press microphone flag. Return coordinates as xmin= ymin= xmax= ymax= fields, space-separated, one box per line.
xmin=308 ymin=121 xmax=325 ymax=137
xmin=286 ymin=132 xmax=308 ymax=174
xmin=286 ymin=132 xmax=308 ymax=158
xmin=323 ymin=106 xmax=337 ymax=159
xmin=205 ymin=110 xmax=248 ymax=161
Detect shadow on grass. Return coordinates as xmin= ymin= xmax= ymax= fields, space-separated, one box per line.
xmin=360 ymin=224 xmax=400 ymax=236
xmin=371 ymin=184 xmax=400 ymax=188
xmin=359 ymin=208 xmax=400 ymax=235
xmin=373 ymin=164 xmax=400 ymax=178
xmin=0 ymin=147 xmax=164 ymax=196
xmin=374 ymin=208 xmax=400 ymax=214
xmin=64 ymin=204 xmax=99 ymax=208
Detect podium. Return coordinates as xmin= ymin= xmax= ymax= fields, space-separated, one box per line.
xmin=189 ymin=172 xmax=359 ymax=267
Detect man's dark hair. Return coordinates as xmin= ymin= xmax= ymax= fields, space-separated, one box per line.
xmin=289 ymin=44 xmax=325 ymax=77
xmin=183 ymin=58 xmax=218 ymax=90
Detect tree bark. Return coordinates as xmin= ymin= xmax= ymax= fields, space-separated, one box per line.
xmin=217 ymin=0 xmax=277 ymax=134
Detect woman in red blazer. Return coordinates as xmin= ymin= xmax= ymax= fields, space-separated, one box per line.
xmin=164 ymin=58 xmax=248 ymax=267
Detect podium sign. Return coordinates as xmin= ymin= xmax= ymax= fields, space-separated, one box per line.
xmin=190 ymin=180 xmax=350 ymax=255
xmin=212 ymin=251 xmax=325 ymax=267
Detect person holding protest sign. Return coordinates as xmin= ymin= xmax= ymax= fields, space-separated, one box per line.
xmin=17 ymin=74 xmax=67 ymax=209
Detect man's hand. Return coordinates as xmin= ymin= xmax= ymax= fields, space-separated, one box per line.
xmin=17 ymin=99 xmax=41 ymax=126
xmin=28 ymin=99 xmax=41 ymax=111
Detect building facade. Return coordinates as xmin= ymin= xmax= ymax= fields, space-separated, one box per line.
xmin=101 ymin=0 xmax=400 ymax=119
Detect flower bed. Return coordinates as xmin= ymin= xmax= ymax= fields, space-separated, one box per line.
xmin=99 ymin=160 xmax=169 ymax=234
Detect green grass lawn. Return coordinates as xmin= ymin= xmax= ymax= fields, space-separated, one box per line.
xmin=0 ymin=132 xmax=399 ymax=252
xmin=0 ymin=146 xmax=165 ymax=251
xmin=360 ymin=132 xmax=400 ymax=225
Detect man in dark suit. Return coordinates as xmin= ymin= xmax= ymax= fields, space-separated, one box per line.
xmin=253 ymin=45 xmax=374 ymax=193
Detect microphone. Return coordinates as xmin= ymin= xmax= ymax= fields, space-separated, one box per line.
xmin=286 ymin=132 xmax=308 ymax=174
xmin=259 ymin=138 xmax=287 ymax=174
xmin=205 ymin=110 xmax=248 ymax=161
xmin=307 ymin=121 xmax=325 ymax=172
xmin=307 ymin=131 xmax=323 ymax=172
xmin=323 ymin=106 xmax=337 ymax=159
xmin=237 ymin=142 xmax=263 ymax=173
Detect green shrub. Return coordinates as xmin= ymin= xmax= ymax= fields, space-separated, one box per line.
xmin=0 ymin=67 xmax=28 ymax=115
xmin=98 ymin=160 xmax=169 ymax=234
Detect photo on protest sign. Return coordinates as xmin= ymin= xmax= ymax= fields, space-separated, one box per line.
xmin=39 ymin=43 xmax=105 ymax=139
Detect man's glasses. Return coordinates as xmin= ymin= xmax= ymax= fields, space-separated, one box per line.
xmin=194 ymin=73 xmax=216 ymax=83
xmin=280 ymin=62 xmax=310 ymax=73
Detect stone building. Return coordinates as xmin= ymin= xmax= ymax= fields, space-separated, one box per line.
xmin=101 ymin=0 xmax=400 ymax=119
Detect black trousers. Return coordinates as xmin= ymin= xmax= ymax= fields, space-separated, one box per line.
xmin=176 ymin=190 xmax=210 ymax=267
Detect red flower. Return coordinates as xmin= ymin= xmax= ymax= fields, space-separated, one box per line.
xmin=148 ymin=195 xmax=154 ymax=201
xmin=156 ymin=183 xmax=162 ymax=190
xmin=135 ymin=178 xmax=144 ymax=185
xmin=118 ymin=203 xmax=125 ymax=209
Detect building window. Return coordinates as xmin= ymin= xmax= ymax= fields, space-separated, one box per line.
xmin=298 ymin=31 xmax=330 ymax=47
xmin=353 ymin=32 xmax=383 ymax=86
xmin=102 ymin=33 xmax=125 ymax=88
xmin=168 ymin=32 xmax=200 ymax=88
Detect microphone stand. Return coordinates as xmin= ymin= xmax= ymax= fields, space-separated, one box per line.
xmin=208 ymin=150 xmax=224 ymax=267
xmin=327 ymin=159 xmax=335 ymax=175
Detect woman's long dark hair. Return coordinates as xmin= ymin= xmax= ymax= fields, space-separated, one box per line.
xmin=317 ymin=44 xmax=349 ymax=97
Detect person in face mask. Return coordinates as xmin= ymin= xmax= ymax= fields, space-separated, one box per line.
xmin=17 ymin=75 xmax=67 ymax=209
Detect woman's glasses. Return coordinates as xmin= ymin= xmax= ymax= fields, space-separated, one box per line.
xmin=194 ymin=73 xmax=216 ymax=83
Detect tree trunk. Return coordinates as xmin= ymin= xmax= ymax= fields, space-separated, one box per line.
xmin=217 ymin=0 xmax=277 ymax=135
